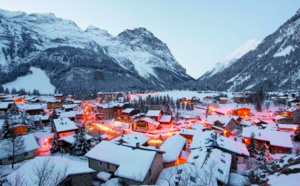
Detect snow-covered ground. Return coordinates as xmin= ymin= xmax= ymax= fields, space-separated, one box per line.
xmin=3 ymin=67 xmax=55 ymax=94
xmin=131 ymin=90 xmax=225 ymax=100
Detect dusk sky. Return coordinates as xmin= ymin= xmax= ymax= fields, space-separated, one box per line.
xmin=1 ymin=0 xmax=299 ymax=78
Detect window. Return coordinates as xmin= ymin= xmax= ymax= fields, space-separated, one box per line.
xmin=177 ymin=169 xmax=183 ymax=174
xmin=99 ymin=161 xmax=102 ymax=166
xmin=62 ymin=133 xmax=66 ymax=136
xmin=24 ymin=152 xmax=29 ymax=157
xmin=218 ymin=169 xmax=224 ymax=174
xmin=190 ymin=176 xmax=196 ymax=183
xmin=221 ymin=159 xmax=225 ymax=164
xmin=107 ymin=163 xmax=110 ymax=170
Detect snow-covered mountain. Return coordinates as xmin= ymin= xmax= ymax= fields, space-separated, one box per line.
xmin=195 ymin=8 xmax=300 ymax=91
xmin=200 ymin=39 xmax=261 ymax=79
xmin=0 ymin=9 xmax=192 ymax=94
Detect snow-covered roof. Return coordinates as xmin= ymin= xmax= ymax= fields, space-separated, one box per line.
xmin=136 ymin=117 xmax=160 ymax=126
xmin=53 ymin=118 xmax=78 ymax=132
xmin=239 ymin=121 xmax=254 ymax=126
xmin=0 ymin=133 xmax=39 ymax=159
xmin=160 ymin=135 xmax=186 ymax=163
xmin=7 ymin=156 xmax=95 ymax=185
xmin=85 ymin=141 xmax=157 ymax=182
xmin=157 ymin=148 xmax=232 ymax=186
xmin=274 ymin=115 xmax=288 ymax=120
xmin=60 ymin=111 xmax=76 ymax=118
xmin=159 ymin=115 xmax=172 ymax=123
xmin=190 ymin=131 xmax=249 ymax=156
xmin=63 ymin=104 xmax=77 ymax=109
xmin=122 ymin=108 xmax=134 ymax=114
xmin=190 ymin=124 xmax=208 ymax=130
xmin=19 ymin=104 xmax=44 ymax=111
xmin=110 ymin=133 xmax=150 ymax=145
xmin=242 ymin=126 xmax=294 ymax=148
xmin=59 ymin=134 xmax=93 ymax=144
xmin=287 ymin=107 xmax=300 ymax=112
xmin=277 ymin=124 xmax=299 ymax=129
xmin=205 ymin=115 xmax=238 ymax=127
xmin=0 ymin=102 xmax=13 ymax=109
xmin=146 ymin=110 xmax=162 ymax=117
xmin=97 ymin=171 xmax=112 ymax=181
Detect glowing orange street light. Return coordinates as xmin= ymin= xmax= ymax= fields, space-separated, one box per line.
xmin=293 ymin=127 xmax=298 ymax=131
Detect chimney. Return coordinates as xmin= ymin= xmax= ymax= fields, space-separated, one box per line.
xmin=136 ymin=142 xmax=140 ymax=148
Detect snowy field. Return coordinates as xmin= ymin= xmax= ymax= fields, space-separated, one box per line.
xmin=131 ymin=90 xmax=232 ymax=100
xmin=3 ymin=67 xmax=55 ymax=94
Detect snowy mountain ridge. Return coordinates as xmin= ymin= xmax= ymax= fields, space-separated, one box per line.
xmin=195 ymin=8 xmax=300 ymax=91
xmin=0 ymin=9 xmax=191 ymax=93
xmin=200 ymin=39 xmax=261 ymax=79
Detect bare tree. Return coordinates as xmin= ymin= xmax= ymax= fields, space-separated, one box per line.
xmin=1 ymin=128 xmax=25 ymax=169
xmin=31 ymin=158 xmax=55 ymax=186
xmin=6 ymin=171 xmax=25 ymax=186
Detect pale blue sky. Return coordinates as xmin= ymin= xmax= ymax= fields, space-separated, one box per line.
xmin=0 ymin=0 xmax=299 ymax=78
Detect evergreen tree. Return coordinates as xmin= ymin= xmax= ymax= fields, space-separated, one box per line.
xmin=191 ymin=103 xmax=194 ymax=110
xmin=247 ymin=132 xmax=259 ymax=157
xmin=71 ymin=130 xmax=91 ymax=156
xmin=50 ymin=132 xmax=60 ymax=153
xmin=49 ymin=109 xmax=58 ymax=126
xmin=0 ymin=85 xmax=4 ymax=93
xmin=181 ymin=102 xmax=185 ymax=110
xmin=8 ymin=103 xmax=19 ymax=117
xmin=186 ymin=103 xmax=191 ymax=110
xmin=164 ymin=102 xmax=172 ymax=115
xmin=4 ymin=88 xmax=9 ymax=94
xmin=259 ymin=142 xmax=272 ymax=163
xmin=0 ymin=114 xmax=14 ymax=139
xmin=176 ymin=99 xmax=180 ymax=110
xmin=11 ymin=88 xmax=17 ymax=94
xmin=20 ymin=111 xmax=28 ymax=125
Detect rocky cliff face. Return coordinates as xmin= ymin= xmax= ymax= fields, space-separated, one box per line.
xmin=0 ymin=9 xmax=192 ymax=94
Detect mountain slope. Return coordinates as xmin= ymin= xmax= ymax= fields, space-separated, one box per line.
xmin=200 ymin=39 xmax=261 ymax=79
xmin=0 ymin=9 xmax=192 ymax=94
xmin=196 ymin=9 xmax=300 ymax=91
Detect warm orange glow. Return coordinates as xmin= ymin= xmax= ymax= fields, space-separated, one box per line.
xmin=14 ymin=97 xmax=25 ymax=103
xmin=45 ymin=138 xmax=49 ymax=142
xmin=223 ymin=130 xmax=227 ymax=133
xmin=294 ymin=127 xmax=298 ymax=131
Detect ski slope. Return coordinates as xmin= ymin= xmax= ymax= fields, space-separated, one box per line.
xmin=3 ymin=67 xmax=55 ymax=94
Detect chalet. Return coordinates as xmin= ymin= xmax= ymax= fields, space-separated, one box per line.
xmin=24 ymin=104 xmax=44 ymax=115
xmin=190 ymin=130 xmax=249 ymax=170
xmin=242 ymin=126 xmax=294 ymax=154
xmin=287 ymin=107 xmax=300 ymax=123
xmin=113 ymin=103 xmax=129 ymax=118
xmin=110 ymin=133 xmax=150 ymax=146
xmin=60 ymin=111 xmax=76 ymax=120
xmin=157 ymin=148 xmax=232 ymax=186
xmin=54 ymin=94 xmax=64 ymax=100
xmin=236 ymin=107 xmax=251 ymax=117
xmin=85 ymin=141 xmax=165 ymax=185
xmin=132 ymin=117 xmax=160 ymax=131
xmin=146 ymin=110 xmax=163 ymax=122
xmin=76 ymin=110 xmax=84 ymax=120
xmin=47 ymin=100 xmax=63 ymax=109
xmin=238 ymin=120 xmax=255 ymax=129
xmin=0 ymin=134 xmax=39 ymax=165
xmin=203 ymin=96 xmax=212 ymax=101
xmin=6 ymin=156 xmax=95 ymax=186
xmin=233 ymin=93 xmax=250 ymax=104
xmin=63 ymin=104 xmax=78 ymax=111
xmin=97 ymin=105 xmax=114 ymax=120
xmin=52 ymin=118 xmax=78 ymax=138
xmin=159 ymin=115 xmax=173 ymax=125
xmin=205 ymin=115 xmax=239 ymax=137
xmin=121 ymin=108 xmax=140 ymax=122
xmin=219 ymin=97 xmax=228 ymax=104
xmin=273 ymin=115 xmax=292 ymax=124
xmin=97 ymin=92 xmax=121 ymax=102
xmin=0 ymin=102 xmax=13 ymax=118
xmin=160 ymin=135 xmax=187 ymax=168
xmin=277 ymin=124 xmax=299 ymax=132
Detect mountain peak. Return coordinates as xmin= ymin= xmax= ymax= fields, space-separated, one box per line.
xmin=85 ymin=25 xmax=111 ymax=37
